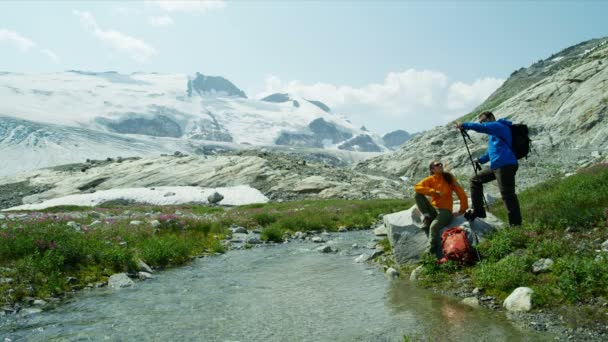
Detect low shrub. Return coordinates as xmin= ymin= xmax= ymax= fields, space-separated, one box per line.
xmin=138 ymin=236 xmax=193 ymax=267
xmin=418 ymin=253 xmax=460 ymax=286
xmin=529 ymin=237 xmax=571 ymax=259
xmin=206 ymin=238 xmax=225 ymax=254
xmin=251 ymin=212 xmax=279 ymax=226
xmin=473 ymin=255 xmax=534 ymax=298
xmin=260 ymin=224 xmax=283 ymax=243
xmin=475 ymin=228 xmax=528 ymax=262
xmin=98 ymin=246 xmax=137 ymax=272
xmin=553 ymin=256 xmax=608 ymax=302
xmin=188 ymin=220 xmax=214 ymax=236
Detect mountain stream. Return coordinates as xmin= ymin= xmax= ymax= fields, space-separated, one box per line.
xmin=0 ymin=231 xmax=551 ymax=341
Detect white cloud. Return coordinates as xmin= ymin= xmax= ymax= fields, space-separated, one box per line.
xmin=73 ymin=10 xmax=156 ymax=62
xmin=148 ymin=15 xmax=174 ymax=27
xmin=152 ymin=0 xmax=226 ymax=13
xmin=447 ymin=77 xmax=504 ymax=110
xmin=73 ymin=10 xmax=98 ymax=31
xmin=0 ymin=29 xmax=36 ymax=51
xmin=40 ymin=49 xmax=60 ymax=63
xmin=258 ymin=71 xmax=503 ymax=133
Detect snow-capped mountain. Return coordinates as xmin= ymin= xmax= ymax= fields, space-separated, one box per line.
xmin=0 ymin=71 xmax=387 ymax=176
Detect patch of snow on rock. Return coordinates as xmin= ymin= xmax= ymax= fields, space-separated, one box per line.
xmin=5 ymin=185 xmax=268 ymax=211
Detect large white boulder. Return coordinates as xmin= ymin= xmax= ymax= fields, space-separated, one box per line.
xmin=384 ymin=204 xmax=503 ymax=264
xmin=503 ymin=287 xmax=534 ymax=312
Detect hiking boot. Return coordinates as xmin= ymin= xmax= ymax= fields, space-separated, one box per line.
xmin=464 ymin=209 xmax=486 ymax=221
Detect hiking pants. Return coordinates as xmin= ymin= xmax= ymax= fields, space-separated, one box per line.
xmin=415 ymin=193 xmax=453 ymax=252
xmin=470 ymin=164 xmax=522 ymax=226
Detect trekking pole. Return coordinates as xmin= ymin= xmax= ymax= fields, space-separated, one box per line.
xmin=459 ymin=128 xmax=489 ymax=212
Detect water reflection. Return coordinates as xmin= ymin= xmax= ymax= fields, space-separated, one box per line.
xmin=386 ymin=279 xmax=549 ymax=341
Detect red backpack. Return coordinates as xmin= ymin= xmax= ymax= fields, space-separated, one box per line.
xmin=438 ymin=227 xmax=476 ymax=265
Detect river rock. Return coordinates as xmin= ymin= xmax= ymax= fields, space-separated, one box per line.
xmin=373 ymin=225 xmax=388 ymax=236
xmin=108 ymin=273 xmax=134 ymax=289
xmin=232 ymin=226 xmax=248 ymax=234
xmin=246 ymin=236 xmax=262 ymax=244
xmin=601 ymin=239 xmax=608 ymax=251
xmin=385 ymin=267 xmax=399 ymax=278
xmin=311 ymin=237 xmax=324 ymax=243
xmin=138 ymin=272 xmax=153 ymax=280
xmin=231 ymin=233 xmax=248 ymax=243
xmin=409 ymin=265 xmax=423 ymax=281
xmin=316 ymin=245 xmax=333 ymax=253
xmin=462 ymin=297 xmax=480 ymax=308
xmin=33 ymin=299 xmax=47 ymax=306
xmin=21 ymin=308 xmax=42 ymax=315
xmin=371 ymin=247 xmax=384 ymax=258
xmin=355 ymin=253 xmax=372 ymax=263
xmin=138 ymin=259 xmax=154 ymax=273
xmin=503 ymin=287 xmax=534 ymax=312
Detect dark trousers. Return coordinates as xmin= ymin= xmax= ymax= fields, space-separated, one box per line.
xmin=470 ymin=164 xmax=522 ymax=226
xmin=414 ymin=193 xmax=452 ymax=255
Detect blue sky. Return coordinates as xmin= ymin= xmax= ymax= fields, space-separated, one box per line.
xmin=1 ymin=1 xmax=607 ymax=133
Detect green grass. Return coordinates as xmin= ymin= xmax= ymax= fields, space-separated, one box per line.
xmin=0 ymin=198 xmax=410 ymax=306
xmin=416 ymin=163 xmax=608 ymax=308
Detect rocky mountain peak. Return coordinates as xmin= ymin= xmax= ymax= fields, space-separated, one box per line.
xmin=260 ymin=93 xmax=331 ymax=112
xmin=187 ymin=73 xmax=247 ymax=98
xmin=466 ymin=37 xmax=608 ymax=121
xmin=306 ymin=99 xmax=331 ymax=113
xmin=382 ymin=130 xmax=411 ymax=150
xmin=355 ymin=36 xmax=608 ymax=193
xmin=338 ymin=134 xmax=383 ymax=152
xmin=261 ymin=93 xmax=291 ymax=103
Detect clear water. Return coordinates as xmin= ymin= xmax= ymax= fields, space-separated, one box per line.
xmin=1 ymin=231 xmax=551 ymax=341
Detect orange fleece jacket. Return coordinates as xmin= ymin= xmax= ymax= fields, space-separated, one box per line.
xmin=414 ymin=174 xmax=468 ymax=213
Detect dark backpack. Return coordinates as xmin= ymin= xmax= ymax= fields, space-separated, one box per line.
xmin=438 ymin=227 xmax=476 ymax=265
xmin=500 ymin=123 xmax=531 ymax=159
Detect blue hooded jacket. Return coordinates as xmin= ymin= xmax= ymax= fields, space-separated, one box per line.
xmin=461 ymin=118 xmax=518 ymax=170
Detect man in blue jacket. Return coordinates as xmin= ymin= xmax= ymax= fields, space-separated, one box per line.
xmin=455 ymin=111 xmax=522 ymax=226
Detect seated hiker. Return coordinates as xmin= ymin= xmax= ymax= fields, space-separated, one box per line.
xmin=414 ymin=161 xmax=468 ymax=255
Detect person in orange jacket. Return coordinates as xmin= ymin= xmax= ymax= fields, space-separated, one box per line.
xmin=414 ymin=160 xmax=468 ymax=255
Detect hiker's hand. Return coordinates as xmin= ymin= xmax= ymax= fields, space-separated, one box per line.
xmin=474 ymin=158 xmax=482 ymax=171
xmin=434 ymin=191 xmax=441 ymax=197
xmin=455 ymin=121 xmax=462 ymax=129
